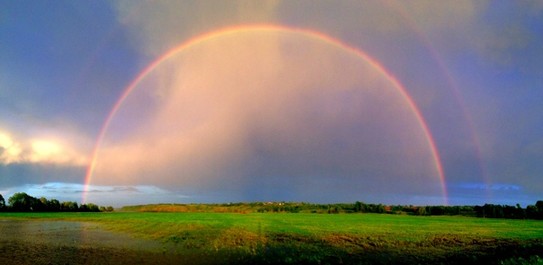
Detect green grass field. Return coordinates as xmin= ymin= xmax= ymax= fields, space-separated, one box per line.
xmin=2 ymin=212 xmax=542 ymax=264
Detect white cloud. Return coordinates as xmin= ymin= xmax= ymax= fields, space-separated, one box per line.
xmin=0 ymin=132 xmax=23 ymax=164
xmin=0 ymin=128 xmax=89 ymax=166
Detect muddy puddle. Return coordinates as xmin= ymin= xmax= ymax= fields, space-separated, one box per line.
xmin=0 ymin=219 xmax=211 ymax=265
xmin=0 ymin=219 xmax=163 ymax=251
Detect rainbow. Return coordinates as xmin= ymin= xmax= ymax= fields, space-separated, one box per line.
xmin=83 ymin=24 xmax=448 ymax=204
xmin=384 ymin=1 xmax=488 ymax=200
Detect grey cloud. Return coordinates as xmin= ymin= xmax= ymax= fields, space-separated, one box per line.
xmin=0 ymin=163 xmax=86 ymax=189
xmin=113 ymin=0 xmax=280 ymax=56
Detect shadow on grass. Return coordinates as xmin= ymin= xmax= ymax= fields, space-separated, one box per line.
xmin=2 ymin=224 xmax=541 ymax=265
xmin=165 ymin=232 xmax=543 ymax=265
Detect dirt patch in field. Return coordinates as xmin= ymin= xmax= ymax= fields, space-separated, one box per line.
xmin=0 ymin=219 xmax=219 ymax=265
xmin=0 ymin=219 xmax=162 ymax=250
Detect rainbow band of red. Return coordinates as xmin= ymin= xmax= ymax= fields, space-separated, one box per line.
xmin=83 ymin=24 xmax=448 ymax=204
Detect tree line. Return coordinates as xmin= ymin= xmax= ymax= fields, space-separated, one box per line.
xmin=2 ymin=191 xmax=542 ymax=220
xmin=255 ymin=201 xmax=543 ymax=220
xmin=473 ymin=203 xmax=543 ymax=219
xmin=0 ymin=192 xmax=113 ymax=212
xmin=122 ymin=201 xmax=543 ymax=220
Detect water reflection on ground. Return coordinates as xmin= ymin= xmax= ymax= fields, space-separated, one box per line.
xmin=0 ymin=219 xmax=162 ymax=250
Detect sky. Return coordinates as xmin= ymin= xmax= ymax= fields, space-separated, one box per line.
xmin=1 ymin=1 xmax=542 ymax=207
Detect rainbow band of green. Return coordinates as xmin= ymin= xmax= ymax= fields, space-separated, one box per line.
xmin=83 ymin=24 xmax=448 ymax=204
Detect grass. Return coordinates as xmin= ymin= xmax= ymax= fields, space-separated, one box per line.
xmin=2 ymin=212 xmax=543 ymax=264
xmin=4 ymin=211 xmax=543 ymax=238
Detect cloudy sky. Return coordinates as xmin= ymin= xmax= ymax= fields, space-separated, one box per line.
xmin=1 ymin=1 xmax=542 ymax=207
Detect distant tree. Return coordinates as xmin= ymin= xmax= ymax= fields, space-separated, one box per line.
xmin=482 ymin=204 xmax=493 ymax=218
xmin=391 ymin=205 xmax=404 ymax=214
xmin=447 ymin=206 xmax=460 ymax=215
xmin=48 ymin=199 xmax=61 ymax=211
xmin=8 ymin=192 xmax=37 ymax=211
xmin=39 ymin=197 xmax=48 ymax=206
xmin=0 ymin=194 xmax=5 ymax=210
xmin=457 ymin=206 xmax=476 ymax=216
xmin=429 ymin=206 xmax=445 ymax=216
xmin=495 ymin=205 xmax=505 ymax=218
xmin=536 ymin=201 xmax=543 ymax=219
xmin=86 ymin=203 xmax=100 ymax=212
xmin=503 ymin=205 xmax=513 ymax=218
xmin=69 ymin=201 xmax=79 ymax=211
xmin=61 ymin=201 xmax=78 ymax=212
xmin=106 ymin=206 xmax=114 ymax=212
xmin=33 ymin=197 xmax=48 ymax=212
xmin=354 ymin=201 xmax=363 ymax=212
xmin=526 ymin=205 xmax=538 ymax=219
xmin=416 ymin=207 xmax=427 ymax=216
xmin=515 ymin=204 xmax=526 ymax=219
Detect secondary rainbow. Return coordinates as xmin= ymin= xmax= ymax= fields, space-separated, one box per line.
xmin=83 ymin=24 xmax=448 ymax=204
xmin=384 ymin=1 xmax=488 ymax=199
